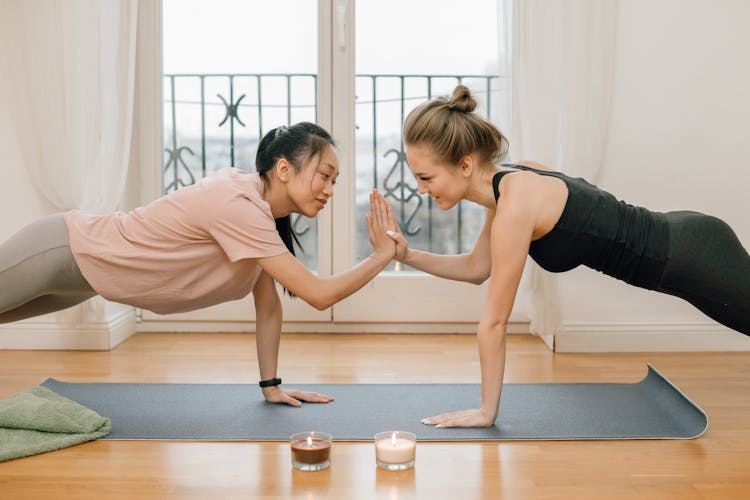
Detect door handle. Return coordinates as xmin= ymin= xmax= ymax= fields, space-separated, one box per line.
xmin=336 ymin=2 xmax=347 ymax=50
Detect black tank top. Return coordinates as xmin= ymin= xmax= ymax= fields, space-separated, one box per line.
xmin=493 ymin=164 xmax=669 ymax=290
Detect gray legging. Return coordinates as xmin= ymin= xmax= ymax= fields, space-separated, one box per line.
xmin=0 ymin=213 xmax=96 ymax=323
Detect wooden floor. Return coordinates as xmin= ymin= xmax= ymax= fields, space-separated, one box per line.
xmin=1 ymin=332 xmax=749 ymax=499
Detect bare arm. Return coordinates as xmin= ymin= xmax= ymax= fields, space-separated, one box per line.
xmin=475 ymin=194 xmax=533 ymax=422
xmin=257 ymin=252 xmax=387 ymax=311
xmin=253 ymin=270 xmax=282 ymax=383
xmin=422 ymin=173 xmax=535 ymax=428
xmin=257 ymin=190 xmax=395 ymax=311
xmin=252 ymin=270 xmax=333 ymax=406
xmin=401 ymin=209 xmax=494 ymax=284
xmin=375 ymin=190 xmax=493 ymax=284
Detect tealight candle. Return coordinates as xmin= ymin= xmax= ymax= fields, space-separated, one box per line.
xmin=290 ymin=431 xmax=332 ymax=471
xmin=374 ymin=431 xmax=416 ymax=470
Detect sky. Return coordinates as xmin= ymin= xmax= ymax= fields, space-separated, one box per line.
xmin=162 ymin=0 xmax=502 ymax=138
xmin=163 ymin=0 xmax=499 ymax=75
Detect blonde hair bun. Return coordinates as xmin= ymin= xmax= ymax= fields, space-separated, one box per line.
xmin=403 ymin=84 xmax=509 ymax=166
xmin=447 ymin=85 xmax=477 ymax=113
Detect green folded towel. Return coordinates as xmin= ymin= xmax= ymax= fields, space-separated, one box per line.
xmin=0 ymin=386 xmax=111 ymax=462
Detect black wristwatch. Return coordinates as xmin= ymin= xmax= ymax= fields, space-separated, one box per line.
xmin=259 ymin=377 xmax=282 ymax=388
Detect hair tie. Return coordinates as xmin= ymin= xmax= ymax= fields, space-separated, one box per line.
xmin=275 ymin=125 xmax=288 ymax=138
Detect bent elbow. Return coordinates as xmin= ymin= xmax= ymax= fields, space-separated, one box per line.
xmin=305 ymin=297 xmax=326 ymax=311
xmin=307 ymin=294 xmax=335 ymax=311
xmin=473 ymin=273 xmax=490 ymax=285
xmin=469 ymin=270 xmax=491 ymax=285
xmin=296 ymin=280 xmax=337 ymax=310
xmin=312 ymin=300 xmax=331 ymax=311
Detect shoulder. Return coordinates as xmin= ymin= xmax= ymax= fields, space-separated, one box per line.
xmin=230 ymin=169 xmax=265 ymax=199
xmin=493 ymin=168 xmax=559 ymax=230
xmin=496 ymin=168 xmax=540 ymax=202
xmin=514 ymin=160 xmax=557 ymax=172
xmin=205 ymin=167 xmax=260 ymax=188
xmin=203 ymin=169 xmax=267 ymax=206
xmin=492 ymin=172 xmax=539 ymax=230
xmin=497 ymin=162 xmax=566 ymax=206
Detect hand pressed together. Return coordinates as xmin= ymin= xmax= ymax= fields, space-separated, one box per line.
xmin=421 ymin=408 xmax=496 ymax=428
xmin=262 ymin=386 xmax=334 ymax=407
xmin=370 ymin=189 xmax=409 ymax=262
xmin=366 ymin=189 xmax=397 ymax=263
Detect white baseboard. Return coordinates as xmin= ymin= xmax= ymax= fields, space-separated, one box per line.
xmin=136 ymin=320 xmax=531 ymax=335
xmin=0 ymin=307 xmax=137 ymax=350
xmin=8 ymin=313 xmax=747 ymax=353
xmin=556 ymin=321 xmax=750 ymax=352
xmin=107 ymin=308 xmax=138 ymax=348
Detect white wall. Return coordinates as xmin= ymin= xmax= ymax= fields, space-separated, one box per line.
xmin=555 ymin=0 xmax=750 ymax=351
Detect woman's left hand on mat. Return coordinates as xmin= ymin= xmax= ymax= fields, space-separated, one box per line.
xmin=421 ymin=408 xmax=495 ymax=428
xmin=262 ymin=386 xmax=334 ymax=407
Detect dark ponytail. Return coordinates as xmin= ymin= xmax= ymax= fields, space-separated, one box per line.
xmin=255 ymin=122 xmax=335 ymax=296
xmin=274 ymin=215 xmax=297 ymax=257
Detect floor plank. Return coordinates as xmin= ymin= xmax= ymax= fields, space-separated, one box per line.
xmin=1 ymin=332 xmax=749 ymax=499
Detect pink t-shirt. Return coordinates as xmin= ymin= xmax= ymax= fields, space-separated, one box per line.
xmin=64 ymin=168 xmax=289 ymax=314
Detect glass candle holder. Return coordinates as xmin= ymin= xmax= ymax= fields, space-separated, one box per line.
xmin=290 ymin=431 xmax=332 ymax=471
xmin=374 ymin=431 xmax=416 ymax=470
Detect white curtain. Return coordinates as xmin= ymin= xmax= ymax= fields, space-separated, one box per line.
xmin=1 ymin=0 xmax=139 ymax=326
xmin=498 ymin=0 xmax=618 ymax=348
xmin=1 ymin=0 xmax=138 ymax=213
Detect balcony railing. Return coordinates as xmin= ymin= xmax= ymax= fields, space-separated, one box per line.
xmin=163 ymin=73 xmax=502 ymax=270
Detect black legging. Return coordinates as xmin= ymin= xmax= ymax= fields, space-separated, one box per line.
xmin=657 ymin=211 xmax=750 ymax=335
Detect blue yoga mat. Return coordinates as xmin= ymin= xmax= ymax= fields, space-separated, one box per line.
xmin=41 ymin=364 xmax=707 ymax=441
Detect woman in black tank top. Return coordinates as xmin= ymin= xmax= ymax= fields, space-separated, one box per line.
xmin=372 ymin=85 xmax=749 ymax=429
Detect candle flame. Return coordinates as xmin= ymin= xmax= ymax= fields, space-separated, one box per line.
xmin=307 ymin=436 xmax=313 ymax=446
xmin=391 ymin=432 xmax=397 ymax=446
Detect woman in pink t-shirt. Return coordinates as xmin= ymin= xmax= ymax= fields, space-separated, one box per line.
xmin=0 ymin=122 xmax=396 ymax=407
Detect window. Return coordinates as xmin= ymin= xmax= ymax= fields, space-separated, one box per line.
xmin=354 ymin=0 xmax=502 ymax=267
xmin=162 ymin=0 xmax=319 ymax=270
xmin=150 ymin=0 xmax=516 ymax=328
